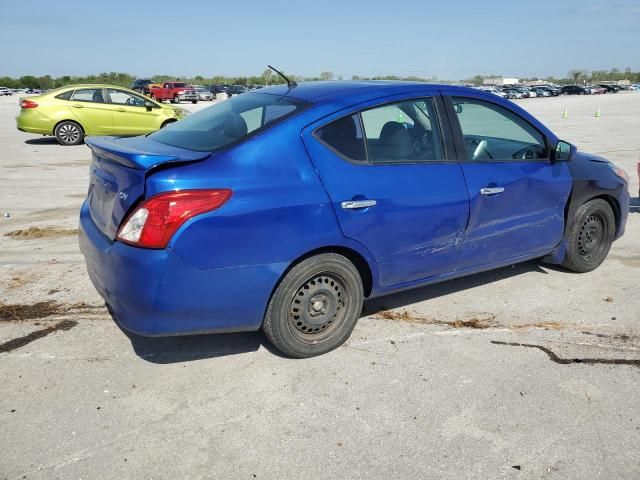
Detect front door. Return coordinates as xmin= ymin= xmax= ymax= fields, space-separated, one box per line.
xmin=302 ymin=94 xmax=469 ymax=288
xmin=106 ymin=88 xmax=159 ymax=135
xmin=443 ymin=93 xmax=573 ymax=270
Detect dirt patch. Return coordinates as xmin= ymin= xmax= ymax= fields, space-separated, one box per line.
xmin=0 ymin=301 xmax=105 ymax=322
xmin=7 ymin=271 xmax=43 ymax=289
xmin=4 ymin=226 xmax=79 ymax=239
xmin=373 ymin=309 xmax=563 ymax=332
xmin=607 ymin=254 xmax=640 ymax=268
xmin=374 ymin=309 xmax=497 ymax=329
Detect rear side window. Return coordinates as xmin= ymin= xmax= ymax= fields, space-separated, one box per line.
xmin=55 ymin=90 xmax=73 ymax=100
xmin=361 ymin=98 xmax=443 ymax=163
xmin=150 ymin=93 xmax=308 ymax=152
xmin=70 ymin=88 xmax=105 ymax=103
xmin=315 ymin=114 xmax=366 ymax=162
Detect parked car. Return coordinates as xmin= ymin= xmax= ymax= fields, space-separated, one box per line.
xmin=78 ymin=81 xmax=629 ymax=358
xmin=477 ymin=87 xmax=507 ymax=98
xmin=587 ymin=86 xmax=605 ymax=94
xmin=598 ymin=84 xmax=619 ymax=93
xmin=227 ymin=85 xmax=248 ymax=97
xmin=531 ymin=87 xmax=550 ymax=97
xmin=0 ymin=87 xmax=13 ymax=96
xmin=502 ymin=88 xmax=524 ymax=99
xmin=208 ymin=85 xmax=229 ymax=99
xmin=131 ymin=78 xmax=154 ymax=95
xmin=15 ymin=84 xmax=189 ymax=145
xmin=149 ymin=82 xmax=198 ymax=104
xmin=561 ymin=85 xmax=590 ymax=95
xmin=194 ymin=87 xmax=214 ymax=101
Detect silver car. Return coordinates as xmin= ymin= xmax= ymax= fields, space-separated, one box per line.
xmin=194 ymin=87 xmax=213 ymax=101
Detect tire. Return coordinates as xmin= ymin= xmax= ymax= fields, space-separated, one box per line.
xmin=192 ymin=100 xmax=198 ymax=104
xmin=54 ymin=121 xmax=84 ymax=146
xmin=172 ymin=96 xmax=180 ymax=104
xmin=562 ymin=199 xmax=615 ymax=273
xmin=262 ymin=253 xmax=364 ymax=358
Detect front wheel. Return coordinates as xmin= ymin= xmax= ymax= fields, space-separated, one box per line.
xmin=262 ymin=253 xmax=364 ymax=358
xmin=191 ymin=100 xmax=198 ymax=104
xmin=562 ymin=199 xmax=615 ymax=273
xmin=54 ymin=121 xmax=84 ymax=146
xmin=172 ymin=96 xmax=180 ymax=104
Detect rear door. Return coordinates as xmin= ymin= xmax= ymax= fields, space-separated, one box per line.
xmin=302 ymin=93 xmax=469 ymax=288
xmin=68 ymin=88 xmax=113 ymax=134
xmin=106 ymin=88 xmax=159 ymax=135
xmin=442 ymin=91 xmax=572 ymax=270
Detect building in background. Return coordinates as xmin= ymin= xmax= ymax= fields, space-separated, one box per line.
xmin=483 ymin=77 xmax=519 ymax=86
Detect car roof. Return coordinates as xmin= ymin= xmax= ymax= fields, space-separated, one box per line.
xmin=258 ymin=80 xmax=476 ymax=104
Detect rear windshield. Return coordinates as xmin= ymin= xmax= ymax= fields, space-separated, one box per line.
xmin=172 ymin=83 xmax=187 ymax=88
xmin=150 ymin=93 xmax=308 ymax=152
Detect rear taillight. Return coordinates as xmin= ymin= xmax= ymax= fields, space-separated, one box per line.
xmin=116 ymin=189 xmax=232 ymax=249
xmin=21 ymin=99 xmax=38 ymax=109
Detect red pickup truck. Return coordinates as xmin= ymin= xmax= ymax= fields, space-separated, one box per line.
xmin=149 ymin=82 xmax=198 ymax=104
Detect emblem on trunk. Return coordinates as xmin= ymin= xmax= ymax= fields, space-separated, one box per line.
xmin=118 ymin=192 xmax=128 ymax=200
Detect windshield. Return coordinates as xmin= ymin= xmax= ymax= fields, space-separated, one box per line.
xmin=150 ymin=93 xmax=308 ymax=152
xmin=173 ymin=83 xmax=187 ymax=88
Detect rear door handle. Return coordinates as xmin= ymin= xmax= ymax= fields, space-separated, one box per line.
xmin=115 ymin=107 xmax=126 ymax=112
xmin=71 ymin=104 xmax=84 ymax=108
xmin=480 ymin=187 xmax=505 ymax=195
xmin=341 ymin=200 xmax=377 ymax=210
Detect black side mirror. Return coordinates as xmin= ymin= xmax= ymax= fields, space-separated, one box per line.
xmin=144 ymin=100 xmax=156 ymax=111
xmin=553 ymin=140 xmax=575 ymax=162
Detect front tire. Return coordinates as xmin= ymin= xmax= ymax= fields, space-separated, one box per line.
xmin=54 ymin=121 xmax=84 ymax=146
xmin=562 ymin=199 xmax=615 ymax=273
xmin=172 ymin=96 xmax=180 ymax=104
xmin=262 ymin=253 xmax=364 ymax=358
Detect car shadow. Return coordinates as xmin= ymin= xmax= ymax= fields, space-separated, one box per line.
xmin=362 ymin=260 xmax=550 ymax=315
xmin=118 ymin=260 xmax=551 ymax=364
xmin=630 ymin=197 xmax=639 ymax=213
xmin=117 ymin=320 xmax=284 ymax=364
xmin=25 ymin=137 xmax=59 ymax=145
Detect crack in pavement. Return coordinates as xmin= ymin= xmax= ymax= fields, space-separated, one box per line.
xmin=491 ymin=341 xmax=640 ymax=367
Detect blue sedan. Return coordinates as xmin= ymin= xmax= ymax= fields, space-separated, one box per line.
xmin=79 ymin=81 xmax=630 ymax=357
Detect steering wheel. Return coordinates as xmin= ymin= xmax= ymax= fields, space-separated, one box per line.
xmin=466 ymin=137 xmax=493 ymax=160
xmin=125 ymin=97 xmax=135 ymax=105
xmin=512 ymin=146 xmax=541 ymax=160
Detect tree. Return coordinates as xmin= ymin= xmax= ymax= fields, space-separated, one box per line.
xmin=262 ymin=68 xmax=273 ymax=85
xmin=319 ymin=71 xmax=335 ymax=81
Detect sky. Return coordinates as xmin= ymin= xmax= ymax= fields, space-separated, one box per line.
xmin=1 ymin=0 xmax=639 ymax=80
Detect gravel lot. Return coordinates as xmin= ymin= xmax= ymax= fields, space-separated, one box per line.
xmin=1 ymin=92 xmax=639 ymax=480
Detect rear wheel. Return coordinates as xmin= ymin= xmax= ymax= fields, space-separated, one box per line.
xmin=262 ymin=253 xmax=364 ymax=358
xmin=562 ymin=199 xmax=615 ymax=272
xmin=54 ymin=121 xmax=84 ymax=146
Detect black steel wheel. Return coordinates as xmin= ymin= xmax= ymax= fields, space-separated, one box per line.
xmin=54 ymin=121 xmax=84 ymax=146
xmin=263 ymin=253 xmax=364 ymax=358
xmin=562 ymin=198 xmax=615 ymax=272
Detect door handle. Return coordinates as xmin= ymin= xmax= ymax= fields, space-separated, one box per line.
xmin=71 ymin=104 xmax=84 ymax=108
xmin=115 ymin=107 xmax=126 ymax=112
xmin=341 ymin=200 xmax=377 ymax=210
xmin=480 ymin=187 xmax=505 ymax=195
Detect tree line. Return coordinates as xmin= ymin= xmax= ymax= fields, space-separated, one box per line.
xmin=1 ymin=68 xmax=639 ymax=90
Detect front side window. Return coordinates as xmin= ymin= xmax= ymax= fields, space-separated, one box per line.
xmin=361 ymin=98 xmax=444 ymax=163
xmin=150 ymin=93 xmax=308 ymax=152
xmin=107 ymin=89 xmax=147 ymax=107
xmin=452 ymin=97 xmax=547 ymax=161
xmin=70 ymin=88 xmax=105 ymax=103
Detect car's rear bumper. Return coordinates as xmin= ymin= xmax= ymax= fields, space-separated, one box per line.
xmin=79 ymin=201 xmax=285 ymax=336
xmin=15 ymin=111 xmax=52 ymax=135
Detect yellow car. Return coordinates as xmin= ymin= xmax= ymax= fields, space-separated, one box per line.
xmin=16 ymin=84 xmax=190 ymax=145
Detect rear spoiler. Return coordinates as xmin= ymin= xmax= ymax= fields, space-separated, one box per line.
xmin=85 ymin=136 xmax=210 ymax=170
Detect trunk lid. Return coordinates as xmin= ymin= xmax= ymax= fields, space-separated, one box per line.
xmin=85 ymin=136 xmax=210 ymax=239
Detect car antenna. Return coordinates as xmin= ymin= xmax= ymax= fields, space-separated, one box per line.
xmin=268 ymin=65 xmax=297 ymax=88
